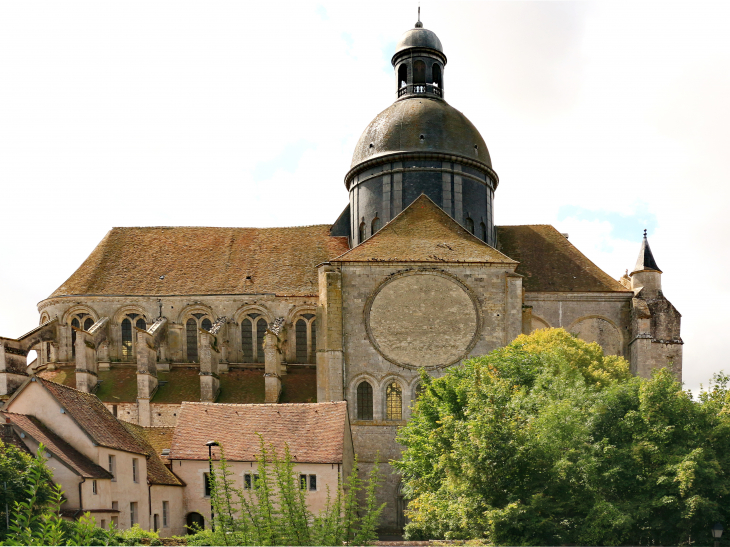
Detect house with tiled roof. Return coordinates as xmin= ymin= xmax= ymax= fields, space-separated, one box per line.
xmin=0 ymin=17 xmax=682 ymax=534
xmin=3 ymin=377 xmax=185 ymax=536
xmin=170 ymin=401 xmax=352 ymax=529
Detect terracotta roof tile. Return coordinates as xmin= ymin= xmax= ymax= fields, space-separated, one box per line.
xmin=121 ymin=423 xmax=183 ymax=486
xmin=496 ymin=225 xmax=629 ymax=293
xmin=170 ymin=401 xmax=347 ymax=463
xmin=36 ymin=378 xmax=146 ymax=455
xmin=332 ymin=195 xmax=515 ymax=264
xmin=50 ymin=226 xmax=350 ymax=298
xmin=2 ymin=412 xmax=112 ymax=479
xmin=1 ymin=425 xmax=34 ymax=456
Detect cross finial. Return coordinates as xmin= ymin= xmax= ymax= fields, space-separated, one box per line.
xmin=415 ymin=3 xmax=423 ymax=27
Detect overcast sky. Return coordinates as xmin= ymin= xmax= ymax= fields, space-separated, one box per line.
xmin=1 ymin=1 xmax=728 ymax=391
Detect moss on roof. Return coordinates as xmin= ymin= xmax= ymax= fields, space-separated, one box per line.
xmin=152 ymin=369 xmax=200 ymax=404
xmin=97 ymin=367 xmax=138 ymax=403
xmin=281 ymin=367 xmax=317 ymax=403
xmin=39 ymin=366 xmax=140 ymax=403
xmin=38 ymin=365 xmax=318 ymax=406
xmin=217 ymin=370 xmax=265 ymax=404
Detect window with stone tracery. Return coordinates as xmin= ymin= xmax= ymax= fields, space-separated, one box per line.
xmin=240 ymin=313 xmax=268 ymax=363
xmin=121 ymin=319 xmax=133 ymax=360
xmin=119 ymin=312 xmax=146 ymax=361
xmin=294 ymin=313 xmax=316 ymax=364
xmin=185 ymin=313 xmax=212 ymax=363
xmin=386 ymin=382 xmax=402 ymax=421
xmin=67 ymin=311 xmax=93 ymax=358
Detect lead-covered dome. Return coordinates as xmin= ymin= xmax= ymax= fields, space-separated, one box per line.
xmin=349 ymin=96 xmax=491 ymax=171
xmin=393 ymin=27 xmax=444 ymax=57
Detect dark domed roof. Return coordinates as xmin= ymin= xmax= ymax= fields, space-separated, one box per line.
xmin=394 ymin=27 xmax=443 ymax=57
xmin=350 ymin=97 xmax=491 ymax=170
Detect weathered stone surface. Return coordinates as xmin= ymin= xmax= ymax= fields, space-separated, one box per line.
xmin=367 ymin=271 xmax=478 ymax=368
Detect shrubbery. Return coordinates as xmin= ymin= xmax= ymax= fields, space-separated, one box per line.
xmin=396 ymin=328 xmax=730 ymax=545
xmin=196 ymin=438 xmax=384 ymax=546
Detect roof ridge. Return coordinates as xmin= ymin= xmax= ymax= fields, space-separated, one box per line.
xmin=108 ymin=224 xmax=336 ymax=230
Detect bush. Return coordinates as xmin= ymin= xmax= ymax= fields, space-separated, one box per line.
xmin=205 ymin=437 xmax=385 ymax=546
xmin=395 ymin=328 xmax=730 ymax=545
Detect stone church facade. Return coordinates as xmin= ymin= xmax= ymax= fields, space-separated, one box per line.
xmin=0 ymin=20 xmax=682 ymax=532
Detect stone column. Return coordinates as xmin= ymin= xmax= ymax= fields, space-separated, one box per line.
xmin=317 ymin=264 xmax=344 ymax=402
xmin=74 ymin=329 xmax=98 ymax=393
xmin=263 ymin=330 xmax=282 ymax=404
xmin=135 ymin=318 xmax=167 ymax=425
xmin=199 ymin=330 xmax=220 ymax=403
xmin=0 ymin=341 xmax=29 ymax=396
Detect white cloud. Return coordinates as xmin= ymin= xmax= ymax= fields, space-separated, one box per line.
xmin=0 ymin=0 xmax=727 ymax=390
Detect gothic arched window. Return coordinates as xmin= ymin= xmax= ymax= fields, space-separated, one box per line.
xmin=386 ymin=382 xmax=403 ymax=421
xmin=240 ymin=313 xmax=268 ymax=363
xmin=186 ymin=319 xmax=198 ymax=362
xmin=83 ymin=317 xmax=94 ymax=331
xmin=296 ymin=319 xmax=307 ymax=363
xmin=241 ymin=318 xmax=253 ymax=362
xmin=121 ymin=319 xmax=133 ymax=360
xmin=135 ymin=318 xmax=146 ymax=332
xmin=357 ymin=381 xmax=373 ymax=420
xmin=465 ymin=217 xmax=475 ymax=234
xmin=201 ymin=318 xmax=212 ymax=332
xmin=71 ymin=317 xmax=80 ymax=357
xmin=294 ymin=313 xmax=316 ymax=364
xmin=432 ymin=63 xmax=442 ymax=88
xmin=358 ymin=221 xmax=366 ymax=243
xmin=256 ymin=318 xmax=268 ymax=362
xmin=480 ymin=221 xmax=487 ymax=242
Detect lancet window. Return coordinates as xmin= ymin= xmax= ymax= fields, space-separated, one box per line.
xmin=240 ymin=313 xmax=268 ymax=363
xmin=357 ymin=381 xmax=373 ymax=421
xmin=294 ymin=313 xmax=317 ymax=364
xmin=386 ymin=382 xmax=403 ymax=421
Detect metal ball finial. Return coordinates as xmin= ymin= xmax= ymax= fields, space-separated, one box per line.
xmin=415 ymin=4 xmax=423 ymax=27
xmin=643 ymin=229 xmax=647 ymax=238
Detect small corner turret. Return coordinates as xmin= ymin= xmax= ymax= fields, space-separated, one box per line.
xmin=627 ymin=230 xmax=683 ymax=381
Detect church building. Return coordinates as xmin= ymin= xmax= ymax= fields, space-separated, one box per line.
xmin=0 ymin=18 xmax=682 ymax=532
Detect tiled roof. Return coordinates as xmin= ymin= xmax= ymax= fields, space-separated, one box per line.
xmin=496 ymin=225 xmax=629 ymax=293
xmin=49 ymin=226 xmax=349 ymax=298
xmin=1 ymin=426 xmax=33 ymax=456
xmin=121 ymin=423 xmax=183 ymax=486
xmin=36 ymin=378 xmax=146 ymax=455
xmin=170 ymin=401 xmax=347 ymax=463
xmin=331 ymin=195 xmax=515 ymax=264
xmin=2 ymin=412 xmax=112 ymax=479
xmin=39 ymin=367 xmax=139 ymax=403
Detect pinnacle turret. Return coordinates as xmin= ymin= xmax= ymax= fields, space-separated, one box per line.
xmin=631 ymin=229 xmax=661 ymax=275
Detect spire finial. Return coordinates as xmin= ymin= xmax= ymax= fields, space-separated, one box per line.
xmin=415 ymin=3 xmax=423 ymax=27
xmin=643 ymin=228 xmax=647 ymax=239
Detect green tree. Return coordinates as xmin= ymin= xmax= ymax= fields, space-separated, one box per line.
xmin=0 ymin=440 xmax=56 ymax=540
xmin=395 ymin=328 xmax=730 ymax=545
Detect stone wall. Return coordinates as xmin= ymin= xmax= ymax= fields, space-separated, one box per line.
xmin=37 ymin=294 xmax=319 ymax=367
xmin=333 ymin=260 xmax=522 ymax=531
xmin=524 ymin=292 xmax=633 ymax=356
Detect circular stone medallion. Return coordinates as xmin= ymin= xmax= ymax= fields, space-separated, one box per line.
xmin=365 ymin=272 xmax=480 ymax=369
